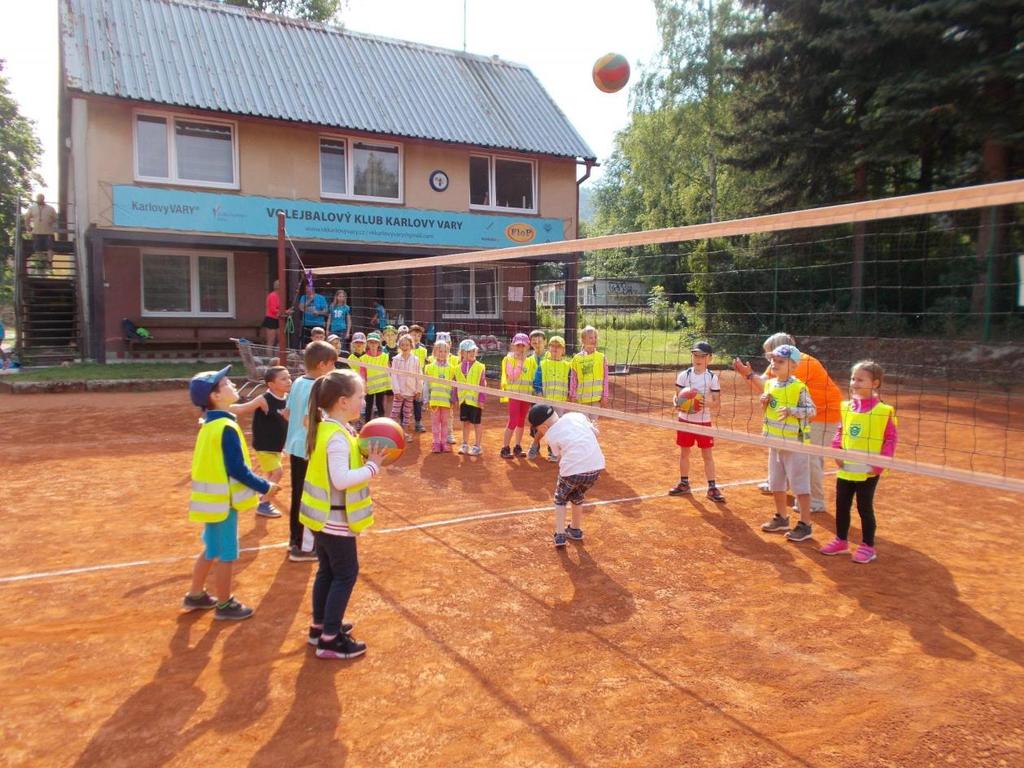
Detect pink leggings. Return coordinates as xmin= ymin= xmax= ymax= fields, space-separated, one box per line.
xmin=507 ymin=399 xmax=529 ymax=429
xmin=431 ymin=408 xmax=449 ymax=447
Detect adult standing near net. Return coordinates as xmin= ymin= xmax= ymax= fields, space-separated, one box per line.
xmin=327 ymin=289 xmax=352 ymax=351
xmin=298 ymin=284 xmax=329 ymax=347
xmin=733 ymin=332 xmax=843 ymax=513
xmin=24 ymin=193 xmax=58 ymax=274
xmin=262 ymin=280 xmax=289 ymax=349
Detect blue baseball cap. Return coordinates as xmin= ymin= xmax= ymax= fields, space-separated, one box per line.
xmin=189 ymin=365 xmax=232 ymax=408
xmin=772 ymin=344 xmax=801 ymax=363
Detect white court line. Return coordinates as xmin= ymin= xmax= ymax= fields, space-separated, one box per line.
xmin=0 ymin=475 xmax=772 ymax=585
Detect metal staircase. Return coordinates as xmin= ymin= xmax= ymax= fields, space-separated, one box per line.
xmin=16 ymin=244 xmax=82 ymax=366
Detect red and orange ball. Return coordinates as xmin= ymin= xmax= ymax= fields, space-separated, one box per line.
xmin=592 ymin=53 xmax=630 ymax=93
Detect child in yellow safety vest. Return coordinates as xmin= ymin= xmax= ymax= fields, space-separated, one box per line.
xmin=301 ymin=369 xmax=389 ymax=659
xmin=409 ymin=324 xmax=428 ymax=433
xmin=532 ymin=335 xmax=570 ymax=463
xmin=569 ymin=325 xmax=608 ymax=419
xmin=454 ymin=338 xmax=487 ymax=456
xmin=758 ymin=345 xmax=818 ymax=543
xmin=432 ymin=332 xmax=457 ymax=446
xmin=500 ymin=333 xmax=538 ymax=459
xmin=361 ymin=331 xmax=391 ymax=423
xmin=183 ymin=367 xmax=279 ymax=621
xmin=819 ymin=361 xmax=897 ymax=564
xmin=525 ymin=330 xmax=548 ymax=459
xmin=424 ymin=338 xmax=457 ymax=452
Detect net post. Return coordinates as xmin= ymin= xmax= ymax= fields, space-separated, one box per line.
xmin=277 ymin=211 xmax=287 ymax=360
xmin=564 ymin=256 xmax=579 ymax=350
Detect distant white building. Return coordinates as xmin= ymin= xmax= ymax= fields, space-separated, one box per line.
xmin=536 ymin=276 xmax=647 ymax=307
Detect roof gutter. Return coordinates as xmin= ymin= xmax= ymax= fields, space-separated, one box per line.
xmin=575 ymin=158 xmax=595 ymax=239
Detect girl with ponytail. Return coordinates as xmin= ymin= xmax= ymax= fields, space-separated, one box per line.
xmin=300 ymin=369 xmax=388 ymax=659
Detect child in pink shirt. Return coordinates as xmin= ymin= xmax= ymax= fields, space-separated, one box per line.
xmin=819 ymin=361 xmax=897 ymax=564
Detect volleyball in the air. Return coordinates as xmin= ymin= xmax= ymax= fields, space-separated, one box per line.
xmin=358 ymin=417 xmax=406 ymax=465
xmin=592 ymin=53 xmax=630 ymax=93
xmin=675 ymin=387 xmax=703 ymax=414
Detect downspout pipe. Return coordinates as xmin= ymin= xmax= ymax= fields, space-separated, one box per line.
xmin=565 ymin=158 xmax=595 ymax=351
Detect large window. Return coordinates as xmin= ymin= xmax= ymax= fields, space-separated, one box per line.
xmin=134 ymin=112 xmax=238 ymax=189
xmin=469 ymin=154 xmax=535 ymax=212
xmin=141 ymin=250 xmax=234 ymax=317
xmin=442 ymin=265 xmax=499 ymax=319
xmin=320 ymin=136 xmax=402 ymax=202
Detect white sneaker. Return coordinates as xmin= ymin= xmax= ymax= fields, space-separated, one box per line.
xmin=459 ymin=443 xmax=469 ymax=454
xmin=757 ymin=482 xmax=772 ymax=494
xmin=792 ymin=503 xmax=827 ymax=514
xmin=469 ymin=445 xmax=482 ymax=456
xmin=447 ymin=434 xmax=457 ymax=444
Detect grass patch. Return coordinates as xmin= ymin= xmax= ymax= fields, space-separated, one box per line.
xmin=15 ymin=361 xmax=244 ymax=382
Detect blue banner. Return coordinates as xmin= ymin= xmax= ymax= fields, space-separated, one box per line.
xmin=112 ymin=185 xmax=564 ymax=249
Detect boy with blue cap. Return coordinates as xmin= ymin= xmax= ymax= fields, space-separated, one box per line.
xmin=758 ymin=345 xmax=817 ymax=542
xmin=183 ymin=367 xmax=279 ymax=620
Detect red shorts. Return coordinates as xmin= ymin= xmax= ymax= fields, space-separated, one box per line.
xmin=507 ymin=398 xmax=530 ymax=429
xmin=676 ymin=420 xmax=714 ymax=449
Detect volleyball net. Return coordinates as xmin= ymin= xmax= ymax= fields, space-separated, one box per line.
xmin=308 ymin=181 xmax=1024 ymax=494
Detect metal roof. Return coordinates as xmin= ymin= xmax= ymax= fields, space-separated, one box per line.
xmin=60 ymin=0 xmax=596 ymax=160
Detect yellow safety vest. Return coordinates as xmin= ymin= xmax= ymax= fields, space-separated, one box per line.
xmin=363 ymin=351 xmax=391 ymax=395
xmin=454 ymin=360 xmax=486 ymax=407
xmin=189 ymin=417 xmax=259 ymax=522
xmin=413 ymin=346 xmax=427 ymax=370
xmin=571 ymin=351 xmax=605 ymax=404
xmin=838 ymin=400 xmax=896 ymax=481
xmin=762 ymin=378 xmax=811 ymax=443
xmin=424 ymin=359 xmax=455 ymax=408
xmin=499 ymin=354 xmax=538 ymax=403
xmin=300 ymin=420 xmax=374 ymax=534
xmin=540 ymin=358 xmax=571 ymax=402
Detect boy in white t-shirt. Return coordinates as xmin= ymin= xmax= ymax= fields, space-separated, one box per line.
xmin=528 ymin=404 xmax=605 ymax=548
xmin=668 ymin=341 xmax=725 ymax=502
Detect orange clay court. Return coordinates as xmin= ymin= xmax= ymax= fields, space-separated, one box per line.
xmin=2 ymin=373 xmax=1023 ymax=768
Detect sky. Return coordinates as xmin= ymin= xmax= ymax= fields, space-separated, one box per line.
xmin=0 ymin=0 xmax=661 ymax=201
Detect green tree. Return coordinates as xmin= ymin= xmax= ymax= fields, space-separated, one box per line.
xmin=589 ymin=1 xmax=753 ymax=308
xmin=0 ymin=60 xmax=43 ymax=307
xmin=222 ymin=0 xmax=343 ymax=22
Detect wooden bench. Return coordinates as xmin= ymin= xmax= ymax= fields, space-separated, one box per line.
xmin=124 ymin=318 xmax=262 ymax=359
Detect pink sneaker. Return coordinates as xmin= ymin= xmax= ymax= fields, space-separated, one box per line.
xmin=819 ymin=537 xmax=849 ymax=556
xmin=852 ymin=544 xmax=877 ymax=564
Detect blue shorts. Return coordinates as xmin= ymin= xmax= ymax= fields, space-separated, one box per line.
xmin=202 ymin=509 xmax=239 ymax=562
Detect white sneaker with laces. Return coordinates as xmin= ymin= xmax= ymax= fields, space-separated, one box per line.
xmin=469 ymin=445 xmax=482 ymax=456
xmin=459 ymin=443 xmax=469 ymax=454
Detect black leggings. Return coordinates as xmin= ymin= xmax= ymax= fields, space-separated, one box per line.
xmin=312 ymin=532 xmax=359 ymax=637
xmin=364 ymin=392 xmax=388 ymax=422
xmin=835 ymin=475 xmax=880 ymax=546
xmin=288 ymin=455 xmax=309 ymax=547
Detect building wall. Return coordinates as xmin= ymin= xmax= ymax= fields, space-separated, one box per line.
xmin=102 ymin=244 xmax=269 ymax=357
xmin=84 ymin=99 xmax=579 ymax=238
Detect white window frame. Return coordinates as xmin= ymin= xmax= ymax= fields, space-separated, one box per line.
xmin=441 ymin=265 xmax=501 ymax=320
xmin=319 ymin=134 xmax=404 ymax=204
xmin=133 ymin=109 xmax=240 ymax=190
xmin=468 ymin=153 xmax=537 ymax=214
xmin=140 ymin=248 xmax=236 ymax=318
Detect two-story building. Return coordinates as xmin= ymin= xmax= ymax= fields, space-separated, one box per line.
xmin=57 ymin=0 xmax=595 ymax=361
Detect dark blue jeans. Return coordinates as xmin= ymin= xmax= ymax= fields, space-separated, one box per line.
xmin=413 ymin=397 xmax=423 ymax=424
xmin=312 ymin=532 xmax=359 ymax=636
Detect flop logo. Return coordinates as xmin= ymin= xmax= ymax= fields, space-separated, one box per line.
xmin=505 ymin=223 xmax=536 ymax=243
xmin=849 ymin=424 xmax=862 ymax=437
xmin=768 ymin=397 xmax=777 ymax=409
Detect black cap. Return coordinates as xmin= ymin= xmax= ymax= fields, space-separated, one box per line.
xmin=527 ymin=403 xmax=555 ymax=436
xmin=691 ymin=341 xmax=713 ymax=355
